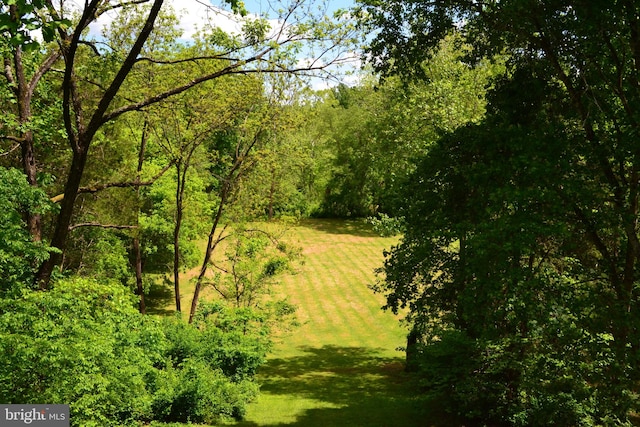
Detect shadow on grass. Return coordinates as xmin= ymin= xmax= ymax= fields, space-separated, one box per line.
xmin=299 ymin=218 xmax=380 ymax=238
xmin=144 ymin=277 xmax=175 ymax=315
xmin=231 ymin=345 xmax=451 ymax=427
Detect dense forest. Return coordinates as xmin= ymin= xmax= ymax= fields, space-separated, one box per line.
xmin=2 ymin=0 xmax=640 ymax=425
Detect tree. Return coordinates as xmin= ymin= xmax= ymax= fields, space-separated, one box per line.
xmin=187 ymin=80 xmax=299 ymax=323
xmin=148 ymin=71 xmax=265 ymax=312
xmin=0 ymin=167 xmax=56 ymax=293
xmin=208 ymin=227 xmax=299 ymax=309
xmin=361 ymin=0 xmax=640 ymax=423
xmin=0 ymin=1 xmax=68 ymax=241
xmin=1 ymin=0 xmax=357 ymax=288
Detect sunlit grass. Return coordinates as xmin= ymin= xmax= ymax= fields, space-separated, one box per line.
xmin=221 ymin=219 xmax=431 ymax=427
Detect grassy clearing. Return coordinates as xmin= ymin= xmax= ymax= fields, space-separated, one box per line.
xmin=149 ymin=219 xmax=443 ymax=426
xmin=222 ymin=219 xmax=433 ymax=427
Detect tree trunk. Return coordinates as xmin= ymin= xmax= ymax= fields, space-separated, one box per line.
xmin=268 ymin=166 xmax=276 ymax=220
xmin=173 ymin=162 xmax=183 ymax=312
xmin=36 ymin=146 xmax=89 ymax=288
xmin=189 ymin=184 xmax=229 ymax=323
xmin=11 ymin=35 xmax=42 ymax=241
xmin=36 ymin=0 xmax=165 ymax=289
xmin=133 ymin=237 xmax=146 ymax=313
xmin=20 ymin=133 xmax=42 ymax=241
xmin=133 ymin=120 xmax=148 ymax=314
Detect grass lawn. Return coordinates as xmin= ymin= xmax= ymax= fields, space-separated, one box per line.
xmin=149 ymin=218 xmax=445 ymax=426
xmin=224 ymin=218 xmax=439 ymax=427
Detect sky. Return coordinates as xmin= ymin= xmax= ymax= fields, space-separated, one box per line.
xmin=141 ymin=0 xmax=357 ymax=41
xmin=87 ymin=0 xmax=361 ymax=89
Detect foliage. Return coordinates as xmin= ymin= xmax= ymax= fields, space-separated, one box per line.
xmin=366 ymin=213 xmax=404 ymax=237
xmin=313 ymin=37 xmax=499 ymax=218
xmin=0 ymin=278 xmax=269 ymax=426
xmin=0 ymin=167 xmax=57 ymax=292
xmin=375 ymin=68 xmax=640 ymax=425
xmin=138 ymin=168 xmax=210 ymax=274
xmin=0 ymin=278 xmax=161 ymax=425
xmin=150 ymin=358 xmax=257 ymax=424
xmin=362 ymin=0 xmax=640 ymax=424
xmin=0 ymin=1 xmax=71 ymax=50
xmin=208 ymin=227 xmax=301 ymax=308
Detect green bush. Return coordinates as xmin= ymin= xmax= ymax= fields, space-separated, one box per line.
xmin=414 ymin=328 xmax=609 ymax=426
xmin=151 ymin=358 xmax=258 ymax=424
xmin=0 ymin=279 xmax=267 ymax=426
xmin=167 ymin=301 xmax=272 ymax=381
xmin=366 ymin=213 xmax=405 ymax=237
xmin=0 ymin=278 xmax=162 ymax=426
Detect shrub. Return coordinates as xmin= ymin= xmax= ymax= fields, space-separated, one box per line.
xmin=366 ymin=213 xmax=404 ymax=237
xmin=151 ymin=359 xmax=258 ymax=424
xmin=0 ymin=278 xmax=162 ymax=426
xmin=414 ymin=328 xmax=611 ymax=426
xmin=0 ymin=279 xmax=267 ymax=426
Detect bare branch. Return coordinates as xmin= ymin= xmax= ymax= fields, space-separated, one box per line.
xmin=69 ymin=223 xmax=138 ymax=231
xmin=107 ymin=61 xmax=336 ymax=124
xmin=97 ymin=0 xmax=152 ymax=15
xmin=135 ymin=54 xmax=237 ymax=65
xmin=1 ymin=134 xmax=26 ymax=144
xmin=27 ymin=51 xmax=62 ymax=99
xmin=50 ymin=159 xmax=174 ymax=203
xmin=0 ymin=142 xmax=22 ymax=156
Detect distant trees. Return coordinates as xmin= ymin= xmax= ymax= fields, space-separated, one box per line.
xmin=360 ymin=0 xmax=640 ymax=424
xmin=310 ymin=36 xmax=498 ymax=218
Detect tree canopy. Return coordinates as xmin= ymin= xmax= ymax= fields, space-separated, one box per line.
xmin=361 ymin=0 xmax=640 ymax=424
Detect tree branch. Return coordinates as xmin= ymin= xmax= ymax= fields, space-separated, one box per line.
xmin=0 ymin=142 xmax=22 ymax=156
xmin=3 ymin=56 xmax=16 ymax=89
xmin=85 ymin=0 xmax=165 ymax=141
xmin=27 ymin=51 xmax=61 ymax=100
xmin=69 ymin=222 xmax=137 ymax=231
xmin=50 ymin=160 xmax=174 ymax=203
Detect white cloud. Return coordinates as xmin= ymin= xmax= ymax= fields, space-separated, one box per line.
xmin=167 ymin=0 xmax=244 ymax=39
xmin=85 ymin=0 xmax=284 ymax=42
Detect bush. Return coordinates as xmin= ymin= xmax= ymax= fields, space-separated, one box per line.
xmin=0 ymin=278 xmax=162 ymax=426
xmin=366 ymin=213 xmax=405 ymax=237
xmin=414 ymin=328 xmax=610 ymax=426
xmin=151 ymin=359 xmax=258 ymax=424
xmin=0 ymin=279 xmax=267 ymax=426
xmin=173 ymin=301 xmax=273 ymax=380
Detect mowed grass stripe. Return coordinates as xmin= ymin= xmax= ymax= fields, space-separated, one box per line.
xmin=319 ymin=236 xmax=401 ymax=349
xmin=278 ymin=223 xmax=402 ymax=352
